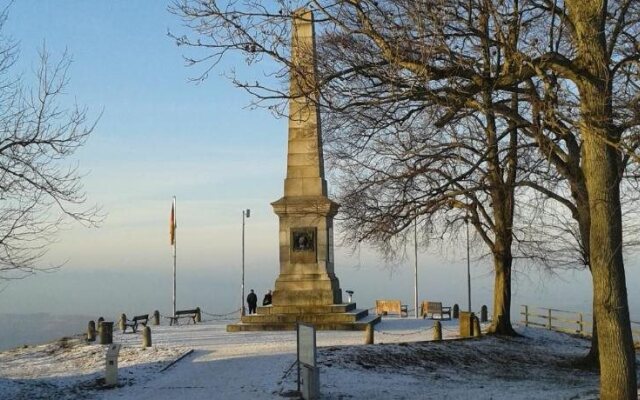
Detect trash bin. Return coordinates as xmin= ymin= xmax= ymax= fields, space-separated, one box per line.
xmin=459 ymin=311 xmax=475 ymax=338
xmin=99 ymin=321 xmax=114 ymax=345
xmin=105 ymin=344 xmax=121 ymax=386
xmin=346 ymin=290 xmax=354 ymax=303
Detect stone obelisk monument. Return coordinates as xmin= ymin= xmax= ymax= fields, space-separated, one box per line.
xmin=227 ymin=9 xmax=378 ymax=331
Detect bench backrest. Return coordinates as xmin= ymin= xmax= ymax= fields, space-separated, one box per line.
xmin=421 ymin=301 xmax=443 ymax=316
xmin=375 ymin=299 xmax=402 ymax=315
xmin=175 ymin=309 xmax=198 ymax=316
xmin=132 ymin=314 xmax=149 ymax=321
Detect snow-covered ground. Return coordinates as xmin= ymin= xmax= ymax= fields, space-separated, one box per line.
xmin=0 ymin=317 xmax=632 ymax=399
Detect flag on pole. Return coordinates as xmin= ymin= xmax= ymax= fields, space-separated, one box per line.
xmin=169 ymin=199 xmax=176 ymax=245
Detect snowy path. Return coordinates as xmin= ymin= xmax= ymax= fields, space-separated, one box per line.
xmin=1 ymin=317 xmax=626 ymax=399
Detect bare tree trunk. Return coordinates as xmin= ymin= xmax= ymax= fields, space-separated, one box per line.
xmin=565 ymin=2 xmax=636 ymax=395
xmin=487 ymin=250 xmax=517 ymax=335
xmin=575 ymin=189 xmax=598 ymax=366
xmin=582 ymin=304 xmax=599 ymax=367
xmin=584 ymin=137 xmax=636 ymax=398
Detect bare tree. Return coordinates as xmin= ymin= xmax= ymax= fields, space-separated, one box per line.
xmin=0 ymin=14 xmax=100 ymax=281
xmin=171 ymin=0 xmax=639 ymax=396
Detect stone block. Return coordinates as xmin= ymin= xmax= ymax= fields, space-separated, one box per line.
xmin=287 ymin=139 xmax=318 ymax=154
xmin=287 ymin=165 xmax=320 ymax=178
xmin=459 ymin=312 xmax=474 ymax=338
xmin=287 ymin=153 xmax=317 ymax=167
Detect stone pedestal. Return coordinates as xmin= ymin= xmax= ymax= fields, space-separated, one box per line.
xmin=271 ymin=197 xmax=342 ymax=306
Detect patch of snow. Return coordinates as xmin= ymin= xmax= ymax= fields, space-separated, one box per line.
xmin=0 ymin=316 xmax=634 ymax=399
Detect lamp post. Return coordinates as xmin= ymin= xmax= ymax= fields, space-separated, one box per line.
xmin=414 ymin=217 xmax=419 ymax=319
xmin=465 ymin=215 xmax=471 ymax=312
xmin=241 ymin=209 xmax=250 ymax=316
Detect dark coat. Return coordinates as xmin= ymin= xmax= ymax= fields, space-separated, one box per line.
xmin=247 ymin=292 xmax=258 ymax=306
xmin=262 ymin=293 xmax=272 ymax=306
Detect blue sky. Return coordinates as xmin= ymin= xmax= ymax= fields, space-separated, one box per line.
xmin=0 ymin=1 xmax=629 ymax=321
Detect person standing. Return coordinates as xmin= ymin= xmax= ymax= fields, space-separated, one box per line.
xmin=262 ymin=290 xmax=272 ymax=306
xmin=247 ymin=289 xmax=258 ymax=314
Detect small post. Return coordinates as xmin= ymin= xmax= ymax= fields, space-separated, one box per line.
xmin=87 ymin=320 xmax=96 ymax=342
xmin=98 ymin=317 xmax=104 ymax=327
xmin=142 ymin=326 xmax=152 ymax=347
xmin=523 ymin=305 xmax=529 ymax=327
xmin=99 ymin=322 xmax=114 ymax=345
xmin=547 ymin=309 xmax=552 ymax=330
xmin=195 ymin=307 xmax=202 ymax=323
xmin=480 ymin=305 xmax=488 ymax=323
xmin=453 ymin=304 xmax=459 ymax=319
xmin=153 ymin=310 xmax=160 ymax=326
xmin=472 ymin=316 xmax=481 ymax=337
xmin=119 ymin=313 xmax=127 ymax=332
xmin=364 ymin=324 xmax=374 ymax=344
xmin=433 ymin=320 xmax=442 ymax=341
xmin=578 ymin=313 xmax=583 ymax=335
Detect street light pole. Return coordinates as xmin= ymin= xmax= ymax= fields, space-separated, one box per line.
xmin=241 ymin=209 xmax=250 ymax=316
xmin=414 ymin=217 xmax=418 ymax=319
xmin=465 ymin=215 xmax=471 ymax=312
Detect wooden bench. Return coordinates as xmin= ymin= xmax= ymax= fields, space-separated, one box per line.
xmin=421 ymin=301 xmax=452 ymax=320
xmin=123 ymin=314 xmax=149 ymax=333
xmin=375 ymin=300 xmax=408 ymax=317
xmin=169 ymin=308 xmax=200 ymax=326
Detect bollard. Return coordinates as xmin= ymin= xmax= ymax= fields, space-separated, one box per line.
xmin=153 ymin=310 xmax=160 ymax=326
xmin=453 ymin=304 xmax=459 ymax=319
xmin=87 ymin=320 xmax=96 ymax=342
xmin=99 ymin=321 xmax=114 ymax=345
xmin=473 ymin=316 xmax=482 ymax=337
xmin=480 ymin=305 xmax=488 ymax=323
xmin=97 ymin=317 xmax=104 ymax=329
xmin=142 ymin=326 xmax=152 ymax=348
xmin=195 ymin=307 xmax=202 ymax=323
xmin=364 ymin=324 xmax=374 ymax=344
xmin=119 ymin=313 xmax=127 ymax=332
xmin=459 ymin=312 xmax=474 ymax=337
xmin=433 ymin=320 xmax=442 ymax=341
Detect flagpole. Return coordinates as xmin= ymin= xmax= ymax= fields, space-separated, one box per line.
xmin=172 ymin=196 xmax=177 ymax=318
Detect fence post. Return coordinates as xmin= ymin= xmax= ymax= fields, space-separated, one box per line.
xmin=119 ymin=313 xmax=127 ymax=332
xmin=87 ymin=320 xmax=96 ymax=342
xmin=433 ymin=321 xmax=442 ymax=341
xmin=473 ymin=316 xmax=482 ymax=337
xmin=547 ymin=309 xmax=552 ymax=330
xmin=578 ymin=313 xmax=583 ymax=335
xmin=153 ymin=310 xmax=160 ymax=326
xmin=142 ymin=326 xmax=152 ymax=347
xmin=523 ymin=305 xmax=529 ymax=327
xmin=364 ymin=324 xmax=374 ymax=344
xmin=453 ymin=304 xmax=459 ymax=319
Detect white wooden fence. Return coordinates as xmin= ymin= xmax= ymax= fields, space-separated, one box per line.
xmin=520 ymin=305 xmax=640 ymax=343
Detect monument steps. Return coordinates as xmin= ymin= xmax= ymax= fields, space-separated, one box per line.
xmin=239 ymin=308 xmax=369 ymax=324
xmin=257 ymin=303 xmax=356 ymax=315
xmin=226 ymin=314 xmax=381 ymax=332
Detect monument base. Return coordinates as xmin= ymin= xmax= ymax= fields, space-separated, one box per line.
xmin=226 ymin=303 xmax=380 ymax=332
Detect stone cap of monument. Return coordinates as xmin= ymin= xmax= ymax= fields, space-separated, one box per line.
xmin=271 ymin=195 xmax=339 ymax=217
